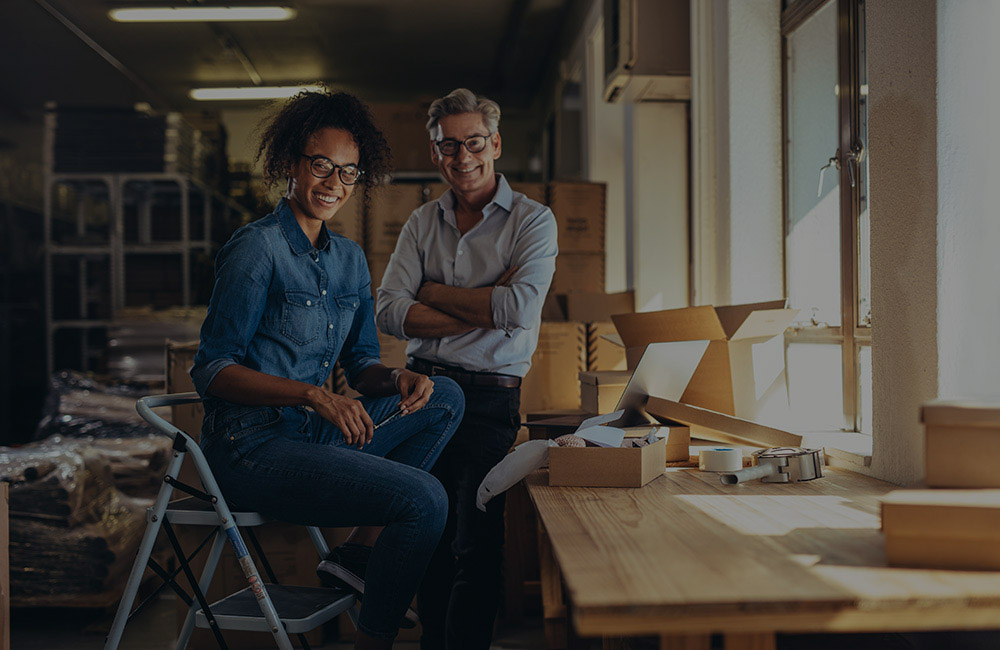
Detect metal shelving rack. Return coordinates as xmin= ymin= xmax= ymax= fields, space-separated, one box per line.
xmin=42 ymin=113 xmax=249 ymax=375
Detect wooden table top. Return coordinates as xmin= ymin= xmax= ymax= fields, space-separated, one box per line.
xmin=526 ymin=467 xmax=1000 ymax=637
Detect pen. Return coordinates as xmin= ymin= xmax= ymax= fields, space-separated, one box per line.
xmin=373 ymin=407 xmax=404 ymax=431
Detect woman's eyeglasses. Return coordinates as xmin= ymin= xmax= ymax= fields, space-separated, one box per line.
xmin=300 ymin=154 xmax=364 ymax=185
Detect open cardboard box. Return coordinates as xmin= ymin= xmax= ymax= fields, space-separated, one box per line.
xmin=548 ymin=340 xmax=708 ymax=488
xmin=611 ymin=300 xmax=799 ymax=423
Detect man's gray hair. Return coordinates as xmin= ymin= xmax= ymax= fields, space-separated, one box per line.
xmin=426 ymin=88 xmax=501 ymax=137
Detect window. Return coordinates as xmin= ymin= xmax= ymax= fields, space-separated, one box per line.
xmin=782 ymin=0 xmax=870 ymax=433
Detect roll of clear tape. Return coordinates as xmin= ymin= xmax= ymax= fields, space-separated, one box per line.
xmin=698 ymin=448 xmax=743 ymax=472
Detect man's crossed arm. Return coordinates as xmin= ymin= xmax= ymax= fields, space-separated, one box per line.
xmin=403 ymin=267 xmax=517 ymax=338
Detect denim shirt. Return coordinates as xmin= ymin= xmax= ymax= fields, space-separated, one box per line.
xmin=191 ymin=198 xmax=380 ymax=403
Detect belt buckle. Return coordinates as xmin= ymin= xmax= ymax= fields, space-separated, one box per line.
xmin=430 ymin=365 xmax=447 ymax=377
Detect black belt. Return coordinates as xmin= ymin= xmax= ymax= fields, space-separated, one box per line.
xmin=408 ymin=358 xmax=522 ymax=389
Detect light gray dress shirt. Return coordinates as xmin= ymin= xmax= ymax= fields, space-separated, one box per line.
xmin=375 ymin=174 xmax=558 ymax=377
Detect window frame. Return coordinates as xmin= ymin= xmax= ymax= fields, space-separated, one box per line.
xmin=781 ymin=0 xmax=870 ymax=432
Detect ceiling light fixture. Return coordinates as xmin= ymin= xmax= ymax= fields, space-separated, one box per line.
xmin=109 ymin=6 xmax=297 ymax=22
xmin=189 ymin=85 xmax=321 ymax=101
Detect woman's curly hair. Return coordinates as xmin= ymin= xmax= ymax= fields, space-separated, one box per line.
xmin=255 ymin=87 xmax=392 ymax=210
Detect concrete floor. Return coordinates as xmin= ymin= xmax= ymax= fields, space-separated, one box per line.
xmin=12 ymin=592 xmax=548 ymax=649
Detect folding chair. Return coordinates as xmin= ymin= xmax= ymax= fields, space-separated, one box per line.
xmin=104 ymin=392 xmax=358 ymax=650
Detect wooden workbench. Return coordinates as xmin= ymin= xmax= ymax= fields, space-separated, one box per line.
xmin=526 ymin=466 xmax=1000 ymax=649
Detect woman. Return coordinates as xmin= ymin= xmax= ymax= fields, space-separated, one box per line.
xmin=190 ymin=89 xmax=464 ymax=649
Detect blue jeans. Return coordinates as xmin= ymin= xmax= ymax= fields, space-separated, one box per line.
xmin=199 ymin=377 xmax=465 ymax=640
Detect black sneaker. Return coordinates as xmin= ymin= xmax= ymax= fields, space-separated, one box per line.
xmin=316 ymin=543 xmax=419 ymax=629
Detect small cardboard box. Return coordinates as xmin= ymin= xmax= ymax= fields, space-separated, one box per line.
xmin=579 ymin=370 xmax=631 ymax=414
xmin=921 ymin=400 xmax=1000 ymax=488
xmin=520 ymin=321 xmax=586 ymax=416
xmin=549 ymin=437 xmax=665 ymax=488
xmin=551 ymin=252 xmax=605 ymax=294
xmin=625 ymin=425 xmax=690 ymax=463
xmin=366 ymin=184 xmax=425 ymax=254
xmin=611 ymin=300 xmax=798 ymax=421
xmin=587 ymin=322 xmax=628 ymax=370
xmin=881 ymin=489 xmax=1000 ymax=570
xmin=547 ymin=181 xmax=606 ymax=253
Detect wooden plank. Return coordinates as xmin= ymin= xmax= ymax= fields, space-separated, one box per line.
xmin=525 ymin=466 xmax=1000 ymax=637
xmin=645 ymin=396 xmax=803 ymax=448
xmin=539 ymin=520 xmax=567 ymax=649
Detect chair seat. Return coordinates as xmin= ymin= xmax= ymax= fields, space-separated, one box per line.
xmin=162 ymin=496 xmax=269 ymax=527
xmin=195 ymin=584 xmax=356 ymax=633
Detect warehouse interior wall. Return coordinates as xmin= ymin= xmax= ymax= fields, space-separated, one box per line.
xmin=704 ymin=0 xmax=783 ymax=308
xmin=935 ymin=0 xmax=1000 ymax=401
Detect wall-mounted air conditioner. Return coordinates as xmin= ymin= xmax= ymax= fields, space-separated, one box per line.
xmin=604 ymin=0 xmax=691 ymax=103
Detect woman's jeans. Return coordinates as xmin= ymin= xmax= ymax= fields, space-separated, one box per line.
xmin=199 ymin=377 xmax=465 ymax=640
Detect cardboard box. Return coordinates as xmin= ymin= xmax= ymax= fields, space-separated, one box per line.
xmin=882 ymin=489 xmax=1000 ymax=570
xmin=628 ymin=425 xmax=691 ymax=462
xmin=611 ymin=300 xmax=798 ymax=421
xmin=377 ymin=331 xmax=409 ymax=369
xmin=367 ymin=253 xmax=392 ymax=297
xmin=549 ymin=437 xmax=665 ymax=487
xmin=327 ymin=193 xmax=364 ymax=245
xmin=551 ymin=252 xmax=605 ymax=294
xmin=510 ymin=182 xmax=547 ymax=205
xmin=366 ymin=184 xmax=425 ymax=254
xmin=520 ymin=321 xmax=586 ymax=416
xmin=921 ymin=400 xmax=1000 ymax=488
xmin=579 ymin=370 xmax=631 ymax=414
xmin=166 ymin=340 xmax=203 ymax=438
xmin=370 ymin=103 xmax=436 ymax=172
xmin=587 ymin=322 xmax=628 ymax=371
xmin=547 ymin=182 xmax=605 ymax=253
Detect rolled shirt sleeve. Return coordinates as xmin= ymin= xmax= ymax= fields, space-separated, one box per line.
xmin=490 ymin=207 xmax=558 ymax=335
xmin=190 ymin=228 xmax=272 ymax=397
xmin=375 ymin=213 xmax=423 ymax=340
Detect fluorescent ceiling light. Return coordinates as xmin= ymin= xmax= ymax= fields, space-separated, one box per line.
xmin=109 ymin=6 xmax=296 ymax=22
xmin=189 ymin=85 xmax=322 ymax=101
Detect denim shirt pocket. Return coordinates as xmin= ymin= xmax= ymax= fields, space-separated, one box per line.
xmin=281 ymin=289 xmax=322 ymax=345
xmin=334 ymin=293 xmax=360 ymax=338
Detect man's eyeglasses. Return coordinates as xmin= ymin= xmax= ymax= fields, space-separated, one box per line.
xmin=300 ymin=154 xmax=364 ymax=185
xmin=433 ymin=134 xmax=494 ymax=157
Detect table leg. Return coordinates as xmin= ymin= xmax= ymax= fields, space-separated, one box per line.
xmin=722 ymin=633 xmax=776 ymax=650
xmin=538 ymin=520 xmax=567 ymax=649
xmin=660 ymin=634 xmax=712 ymax=650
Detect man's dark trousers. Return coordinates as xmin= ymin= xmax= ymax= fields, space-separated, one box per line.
xmin=417 ymin=382 xmax=520 ymax=650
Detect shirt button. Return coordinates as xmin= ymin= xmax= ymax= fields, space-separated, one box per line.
xmin=306 ymin=300 xmax=312 ymax=306
xmin=328 ymin=323 xmax=334 ymax=330
xmin=457 ymin=249 xmax=464 ymax=256
xmin=323 ymin=361 xmax=330 ymax=368
xmin=321 ymin=290 xmax=327 ymax=296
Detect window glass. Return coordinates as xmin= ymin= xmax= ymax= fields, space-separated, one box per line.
xmin=786 ymin=1 xmax=841 ymax=327
xmin=787 ymin=342 xmax=844 ymax=431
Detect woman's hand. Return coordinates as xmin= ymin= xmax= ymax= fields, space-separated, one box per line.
xmin=306 ymin=387 xmax=374 ymax=449
xmin=393 ymin=369 xmax=435 ymax=414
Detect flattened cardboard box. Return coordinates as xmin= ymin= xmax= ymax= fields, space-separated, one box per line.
xmin=882 ymin=489 xmax=1000 ymax=570
xmin=612 ymin=300 xmax=798 ymax=422
xmin=366 ymin=184 xmax=424 ymax=254
xmin=921 ymin=399 xmax=1000 ymax=488
xmin=551 ymin=252 xmax=604 ymax=294
xmin=549 ymin=437 xmax=665 ymax=488
xmin=520 ymin=321 xmax=586 ymax=416
xmin=547 ymin=181 xmax=606 ymax=252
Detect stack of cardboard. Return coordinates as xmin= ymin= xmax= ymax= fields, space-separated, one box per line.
xmin=548 ymin=182 xmax=606 ymax=294
xmin=881 ymin=400 xmax=1000 ymax=570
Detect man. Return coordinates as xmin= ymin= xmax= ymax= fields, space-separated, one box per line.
xmin=375 ymin=88 xmax=558 ymax=650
